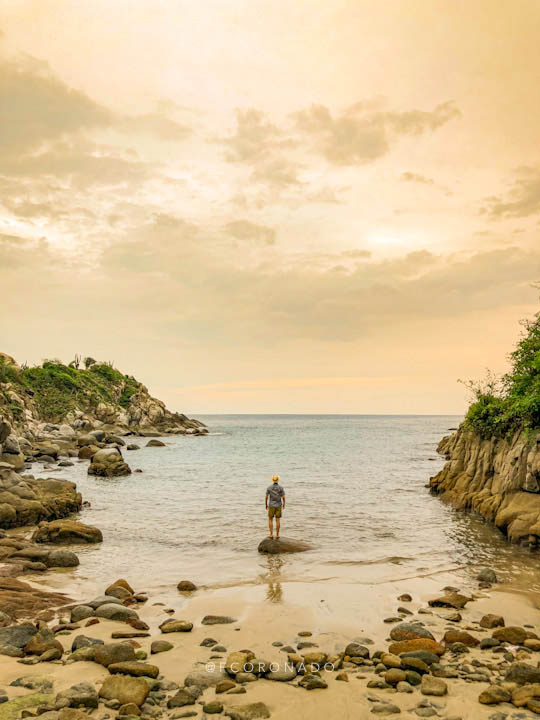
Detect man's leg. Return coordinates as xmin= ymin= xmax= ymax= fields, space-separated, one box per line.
xmin=268 ymin=513 xmax=274 ymax=538
xmin=276 ymin=517 xmax=280 ymax=538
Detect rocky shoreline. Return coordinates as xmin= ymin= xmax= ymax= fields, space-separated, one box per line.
xmin=1 ymin=567 xmax=540 ymax=719
xmin=429 ymin=426 xmax=540 ymax=546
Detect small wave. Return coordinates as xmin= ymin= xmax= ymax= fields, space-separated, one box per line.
xmin=323 ymin=555 xmax=413 ymax=567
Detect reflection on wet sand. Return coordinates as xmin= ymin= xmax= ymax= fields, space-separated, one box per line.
xmin=262 ymin=555 xmax=285 ymax=603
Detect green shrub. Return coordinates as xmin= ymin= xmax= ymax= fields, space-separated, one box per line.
xmin=0 ymin=357 xmax=20 ymax=384
xmin=463 ymin=313 xmax=540 ymax=438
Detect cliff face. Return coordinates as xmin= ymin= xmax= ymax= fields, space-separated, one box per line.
xmin=430 ymin=426 xmax=540 ymax=545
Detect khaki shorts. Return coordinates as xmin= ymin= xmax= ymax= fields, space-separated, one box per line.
xmin=268 ymin=506 xmax=282 ymax=518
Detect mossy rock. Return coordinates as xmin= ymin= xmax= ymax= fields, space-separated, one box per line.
xmin=0 ymin=694 xmax=55 ymax=720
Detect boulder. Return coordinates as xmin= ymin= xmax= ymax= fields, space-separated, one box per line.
xmin=159 ymin=619 xmax=193 ymax=633
xmin=88 ymin=449 xmax=131 ymax=477
xmin=226 ymin=651 xmax=255 ymax=675
xmin=10 ymin=676 xmax=53 ymax=692
xmin=46 ymin=550 xmax=79 ymax=568
xmin=257 ymin=537 xmax=312 ymax=554
xmin=177 ymin=580 xmax=197 ymax=592
xmin=264 ymin=665 xmax=297 ymax=681
xmin=512 ymin=683 xmax=540 ymax=708
xmin=224 ymin=702 xmax=270 ymax=720
xmin=480 ymin=614 xmax=504 ymax=629
xmin=384 ymin=669 xmax=407 ymax=685
xmin=150 ymin=640 xmax=173 ymax=654
xmin=3 ymin=435 xmax=21 ymax=454
xmin=106 ymin=579 xmax=135 ymax=594
xmin=493 ymin=626 xmax=527 ymax=645
xmin=477 ymin=568 xmax=498 ymax=583
xmin=33 ymin=519 xmax=103 ymax=544
xmin=88 ymin=595 xmax=124 ymax=609
xmin=388 ymin=639 xmax=445 ymax=656
xmin=146 ymin=440 xmax=166 ymax=447
xmin=201 ymin=615 xmax=237 ymax=625
xmin=70 ymin=606 xmax=95 ymax=623
xmin=118 ymin=703 xmax=141 ymax=717
xmin=505 ymin=662 xmax=540 ymax=684
xmin=344 ymin=642 xmax=370 ymax=659
xmin=167 ymin=689 xmax=196 ymax=708
xmin=94 ymin=642 xmax=136 ymax=668
xmin=55 ymin=683 xmax=99 ymax=709
xmin=71 ymin=635 xmax=104 ymax=651
xmin=443 ymin=630 xmax=479 ymax=647
xmin=0 ymin=452 xmax=24 ymax=471
xmin=203 ymin=701 xmax=224 ymax=715
xmin=98 ymin=676 xmax=149 ymax=707
xmin=105 ymin=586 xmax=132 ymax=601
xmin=389 ymin=624 xmax=435 ymax=642
xmin=184 ymin=668 xmax=228 ymax=689
xmin=95 ymin=604 xmax=139 ymax=622
xmin=400 ymin=650 xmax=439 ymax=665
xmin=421 ymin=675 xmax=447 ymax=696
xmin=428 ymin=593 xmax=470 ymax=609
xmin=0 ymin=624 xmax=37 ymax=649
xmin=478 ymin=685 xmax=512 ymax=704
xmin=33 ymin=442 xmax=60 ymax=459
xmin=298 ymin=674 xmax=328 ymax=690
xmin=78 ymin=446 xmax=98 ymax=460
xmin=67 ymin=647 xmax=98 ymax=663
xmin=108 ymin=661 xmax=159 ymax=679
xmin=0 ymin=693 xmax=56 ymax=719
xmin=24 ymin=624 xmax=63 ymax=657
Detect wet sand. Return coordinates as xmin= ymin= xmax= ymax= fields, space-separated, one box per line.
xmin=3 ymin=567 xmax=540 ymax=720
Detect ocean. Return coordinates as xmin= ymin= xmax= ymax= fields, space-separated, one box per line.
xmin=46 ymin=414 xmax=540 ymax=598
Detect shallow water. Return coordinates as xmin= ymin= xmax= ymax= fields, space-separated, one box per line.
xmin=37 ymin=414 xmax=540 ymax=597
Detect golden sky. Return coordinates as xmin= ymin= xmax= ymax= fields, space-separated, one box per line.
xmin=1 ymin=0 xmax=540 ymax=414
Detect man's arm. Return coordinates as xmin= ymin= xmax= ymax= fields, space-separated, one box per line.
xmin=265 ymin=489 xmax=268 ymax=509
xmin=282 ymin=488 xmax=285 ymax=510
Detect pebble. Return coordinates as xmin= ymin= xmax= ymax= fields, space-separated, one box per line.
xmin=370 ymin=702 xmax=401 ymax=715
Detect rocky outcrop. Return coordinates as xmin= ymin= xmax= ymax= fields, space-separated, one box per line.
xmin=257 ymin=537 xmax=313 ymax=554
xmin=430 ymin=426 xmax=540 ymax=544
xmin=32 ymin=519 xmax=103 ymax=544
xmin=87 ymin=448 xmax=131 ymax=477
xmin=0 ymin=353 xmax=206 ymax=436
xmin=0 ymin=466 xmax=82 ymax=529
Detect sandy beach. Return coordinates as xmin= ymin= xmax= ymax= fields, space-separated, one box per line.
xmin=2 ymin=559 xmax=540 ymax=720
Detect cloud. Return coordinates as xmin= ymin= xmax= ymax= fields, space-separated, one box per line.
xmin=72 ymin=211 xmax=540 ymax=345
xmin=120 ymin=112 xmax=193 ymax=142
xmin=401 ymin=172 xmax=435 ymax=185
xmin=0 ymin=55 xmax=111 ymax=158
xmin=222 ymin=108 xmax=283 ymax=164
xmin=0 ymin=52 xmax=192 ymax=190
xmin=293 ymin=101 xmax=461 ymax=166
xmin=1 ymin=138 xmax=151 ymax=188
xmin=484 ymin=167 xmax=540 ymax=219
xmin=223 ymin=220 xmax=276 ymax=246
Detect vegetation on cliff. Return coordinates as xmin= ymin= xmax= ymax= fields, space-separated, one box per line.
xmin=0 ymin=355 xmax=141 ymax=423
xmin=464 ymin=312 xmax=540 ymax=438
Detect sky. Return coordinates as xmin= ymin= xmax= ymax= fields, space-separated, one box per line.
xmin=1 ymin=0 xmax=540 ymax=415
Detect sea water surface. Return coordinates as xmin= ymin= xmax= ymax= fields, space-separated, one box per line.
xmin=43 ymin=415 xmax=540 ymax=596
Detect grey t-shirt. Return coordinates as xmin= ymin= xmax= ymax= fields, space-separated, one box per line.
xmin=266 ymin=483 xmax=285 ymax=507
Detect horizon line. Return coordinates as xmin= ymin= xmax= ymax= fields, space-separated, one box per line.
xmin=184 ymin=412 xmax=465 ymax=417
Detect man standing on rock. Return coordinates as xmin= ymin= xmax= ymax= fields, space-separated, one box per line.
xmin=266 ymin=474 xmax=285 ymax=539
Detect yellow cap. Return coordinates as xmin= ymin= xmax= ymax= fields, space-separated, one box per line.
xmin=271 ymin=475 xmax=280 ymax=482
